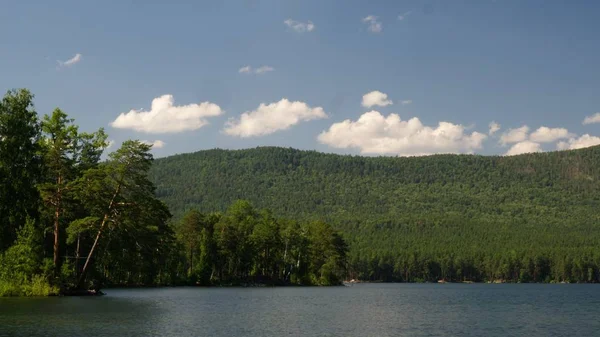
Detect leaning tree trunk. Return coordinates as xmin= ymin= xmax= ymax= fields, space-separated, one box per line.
xmin=77 ymin=183 xmax=121 ymax=289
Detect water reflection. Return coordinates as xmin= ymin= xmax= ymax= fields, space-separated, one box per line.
xmin=1 ymin=284 xmax=599 ymax=337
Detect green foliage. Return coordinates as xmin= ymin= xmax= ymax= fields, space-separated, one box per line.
xmin=150 ymin=146 xmax=600 ymax=283
xmin=70 ymin=140 xmax=176 ymax=288
xmin=66 ymin=217 xmax=100 ymax=244
xmin=306 ymin=221 xmax=348 ymax=285
xmin=0 ymin=90 xmax=180 ymax=295
xmin=0 ymin=89 xmax=42 ymax=251
xmin=3 ymin=87 xmax=600 ymax=295
xmin=177 ymin=201 xmax=348 ymax=286
xmin=39 ymin=108 xmax=82 ymax=270
xmin=0 ymin=218 xmax=58 ymax=296
xmin=0 ymin=275 xmax=59 ymax=297
xmin=0 ymin=219 xmax=43 ymax=279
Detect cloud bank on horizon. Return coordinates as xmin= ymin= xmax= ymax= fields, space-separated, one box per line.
xmin=500 ymin=125 xmax=599 ymax=156
xmin=318 ymin=110 xmax=487 ymax=156
xmin=108 ymin=89 xmax=600 ymax=157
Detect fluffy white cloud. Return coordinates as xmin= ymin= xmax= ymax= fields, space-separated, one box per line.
xmin=401 ymin=100 xmax=412 ymax=105
xmin=110 ymin=94 xmax=223 ymax=134
xmin=239 ymin=65 xmax=275 ymax=75
xmin=583 ymin=113 xmax=600 ymax=125
xmin=59 ymin=53 xmax=82 ymax=67
xmin=362 ymin=15 xmax=382 ymax=33
xmin=499 ymin=125 xmax=529 ymax=145
xmin=529 ymin=126 xmax=572 ymax=143
xmin=398 ymin=11 xmax=413 ymax=20
xmin=317 ymin=111 xmax=486 ymax=156
xmin=504 ymin=141 xmax=542 ymax=156
xmin=141 ymin=140 xmax=166 ymax=149
xmin=224 ymin=98 xmax=327 ymax=137
xmin=557 ymin=134 xmax=600 ymax=150
xmin=284 ymin=19 xmax=315 ymax=33
xmin=362 ymin=91 xmax=393 ymax=108
xmin=488 ymin=121 xmax=501 ymax=135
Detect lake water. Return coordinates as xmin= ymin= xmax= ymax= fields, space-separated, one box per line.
xmin=1 ymin=283 xmax=599 ymax=336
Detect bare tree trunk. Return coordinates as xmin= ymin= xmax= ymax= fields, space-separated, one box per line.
xmin=75 ymin=234 xmax=81 ymax=277
xmin=189 ymin=247 xmax=193 ymax=277
xmin=53 ymin=204 xmax=60 ymax=267
xmin=53 ymin=175 xmax=62 ymax=270
xmin=282 ymin=240 xmax=288 ymax=279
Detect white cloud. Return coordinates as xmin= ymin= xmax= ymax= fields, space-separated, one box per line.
xmin=239 ymin=65 xmax=275 ymax=75
xmin=583 ymin=113 xmax=600 ymax=125
xmin=238 ymin=66 xmax=252 ymax=74
xmin=106 ymin=140 xmax=115 ymax=150
xmin=141 ymin=140 xmax=166 ymax=149
xmin=529 ymin=126 xmax=572 ymax=143
xmin=401 ymin=100 xmax=412 ymax=105
xmin=255 ymin=66 xmax=275 ymax=74
xmin=362 ymin=91 xmax=393 ymax=108
xmin=499 ymin=125 xmax=529 ymax=145
xmin=504 ymin=141 xmax=542 ymax=156
xmin=398 ymin=11 xmax=413 ymax=20
xmin=557 ymin=134 xmax=600 ymax=150
xmin=284 ymin=19 xmax=315 ymax=33
xmin=318 ymin=111 xmax=486 ymax=156
xmin=58 ymin=53 xmax=82 ymax=67
xmin=362 ymin=15 xmax=383 ymax=33
xmin=110 ymin=94 xmax=223 ymax=134
xmin=224 ymin=98 xmax=327 ymax=137
xmin=488 ymin=121 xmax=501 ymax=135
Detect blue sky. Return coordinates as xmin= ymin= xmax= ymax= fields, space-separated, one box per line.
xmin=1 ymin=0 xmax=600 ymax=157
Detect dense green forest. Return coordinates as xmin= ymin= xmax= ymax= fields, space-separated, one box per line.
xmin=0 ymin=89 xmax=347 ymax=296
xmin=149 ymin=145 xmax=600 ymax=283
xmin=2 ymin=88 xmax=599 ymax=297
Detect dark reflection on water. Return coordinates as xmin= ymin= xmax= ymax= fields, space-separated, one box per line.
xmin=1 ymin=284 xmax=599 ymax=337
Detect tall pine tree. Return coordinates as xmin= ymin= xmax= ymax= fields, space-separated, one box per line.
xmin=0 ymin=89 xmax=42 ymax=251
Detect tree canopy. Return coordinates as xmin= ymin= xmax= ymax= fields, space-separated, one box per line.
xmin=149 ymin=146 xmax=600 ymax=283
xmin=0 ymin=90 xmax=178 ymax=295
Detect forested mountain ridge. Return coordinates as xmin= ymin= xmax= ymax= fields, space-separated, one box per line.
xmin=150 ymin=146 xmax=600 ymax=283
xmin=150 ymin=146 xmax=599 ymax=222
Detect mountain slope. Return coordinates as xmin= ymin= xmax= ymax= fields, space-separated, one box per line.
xmin=149 ymin=146 xmax=600 ymax=282
xmin=151 ymin=146 xmax=599 ymax=222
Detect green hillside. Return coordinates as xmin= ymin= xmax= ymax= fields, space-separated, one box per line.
xmin=150 ymin=146 xmax=600 ymax=283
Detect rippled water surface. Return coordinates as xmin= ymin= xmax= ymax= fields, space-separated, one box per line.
xmin=1 ymin=283 xmax=599 ymax=336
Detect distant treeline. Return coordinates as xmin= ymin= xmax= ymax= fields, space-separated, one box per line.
xmin=150 ymin=146 xmax=600 ymax=283
xmin=172 ymin=201 xmax=347 ymax=287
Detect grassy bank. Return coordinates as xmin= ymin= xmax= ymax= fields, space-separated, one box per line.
xmin=0 ymin=276 xmax=59 ymax=297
